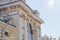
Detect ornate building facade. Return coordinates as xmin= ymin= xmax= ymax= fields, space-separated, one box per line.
xmin=0 ymin=0 xmax=44 ymax=40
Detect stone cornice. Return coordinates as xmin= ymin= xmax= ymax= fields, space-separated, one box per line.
xmin=0 ymin=1 xmax=44 ymax=24
xmin=0 ymin=21 xmax=16 ymax=32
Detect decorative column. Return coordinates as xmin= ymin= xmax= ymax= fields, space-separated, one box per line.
xmin=24 ymin=19 xmax=28 ymax=40
xmin=32 ymin=30 xmax=37 ymax=40
xmin=23 ymin=17 xmax=29 ymax=40
xmin=36 ymin=23 xmax=41 ymax=40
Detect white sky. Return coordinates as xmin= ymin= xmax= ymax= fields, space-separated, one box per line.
xmin=26 ymin=0 xmax=60 ymax=38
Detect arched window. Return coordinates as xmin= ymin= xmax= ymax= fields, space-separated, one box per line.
xmin=28 ymin=23 xmax=33 ymax=40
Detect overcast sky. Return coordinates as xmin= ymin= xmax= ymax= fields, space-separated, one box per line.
xmin=26 ymin=0 xmax=60 ymax=38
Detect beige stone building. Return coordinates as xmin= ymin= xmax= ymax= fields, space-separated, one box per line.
xmin=0 ymin=0 xmax=44 ymax=40
xmin=42 ymin=35 xmax=49 ymax=40
xmin=58 ymin=37 xmax=60 ymax=40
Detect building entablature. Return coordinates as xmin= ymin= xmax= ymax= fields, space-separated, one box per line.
xmin=0 ymin=1 xmax=44 ymax=24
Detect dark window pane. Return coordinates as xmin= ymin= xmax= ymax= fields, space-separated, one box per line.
xmin=4 ymin=31 xmax=8 ymax=36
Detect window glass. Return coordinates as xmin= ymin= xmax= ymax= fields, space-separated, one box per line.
xmin=28 ymin=23 xmax=33 ymax=40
